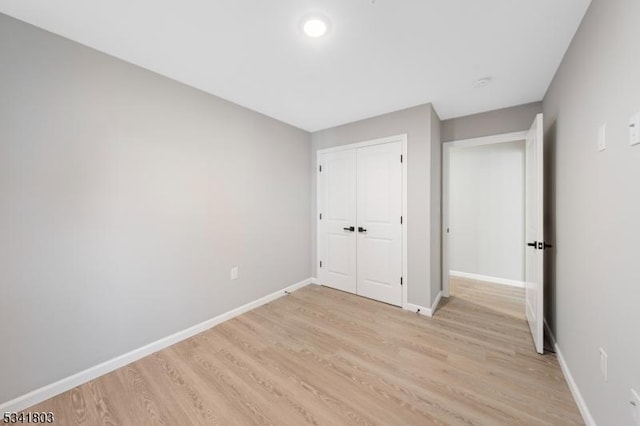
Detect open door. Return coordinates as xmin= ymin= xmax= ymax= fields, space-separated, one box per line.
xmin=525 ymin=113 xmax=545 ymax=354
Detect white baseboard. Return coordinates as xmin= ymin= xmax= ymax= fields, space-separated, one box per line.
xmin=403 ymin=291 xmax=442 ymax=318
xmin=310 ymin=277 xmax=320 ymax=285
xmin=0 ymin=278 xmax=313 ymax=414
xmin=431 ymin=291 xmax=442 ymax=314
xmin=404 ymin=303 xmax=431 ymax=317
xmin=544 ymin=319 xmax=596 ymax=426
xmin=450 ymin=270 xmax=525 ymax=288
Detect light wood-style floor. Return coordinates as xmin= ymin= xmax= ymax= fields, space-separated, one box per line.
xmin=449 ymin=276 xmax=528 ymax=320
xmin=30 ymin=279 xmax=583 ymax=425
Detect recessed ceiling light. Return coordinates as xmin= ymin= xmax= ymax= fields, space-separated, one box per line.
xmin=473 ymin=77 xmax=493 ymax=88
xmin=302 ymin=16 xmax=329 ymax=38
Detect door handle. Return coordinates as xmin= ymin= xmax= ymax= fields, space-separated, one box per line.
xmin=343 ymin=226 xmax=355 ymax=232
xmin=358 ymin=227 xmax=367 ymax=233
xmin=527 ymin=241 xmax=537 ymax=248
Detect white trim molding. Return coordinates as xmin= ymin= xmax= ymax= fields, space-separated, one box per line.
xmin=404 ymin=303 xmax=431 ymax=317
xmin=444 ymin=131 xmax=528 ymax=148
xmin=404 ymin=293 xmax=441 ymax=318
xmin=544 ymin=320 xmax=596 ymax=426
xmin=316 ymin=134 xmax=408 ymax=155
xmin=449 ymin=271 xmax=525 ymax=288
xmin=0 ymin=278 xmax=314 ymax=414
xmin=431 ymin=291 xmax=442 ymax=314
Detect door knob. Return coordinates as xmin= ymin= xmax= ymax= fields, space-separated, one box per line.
xmin=343 ymin=226 xmax=355 ymax=232
xmin=358 ymin=227 xmax=367 ymax=233
xmin=527 ymin=241 xmax=537 ymax=248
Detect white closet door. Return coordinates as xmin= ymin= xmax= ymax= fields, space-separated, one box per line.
xmin=356 ymin=142 xmax=403 ymax=306
xmin=317 ymin=149 xmax=357 ymax=294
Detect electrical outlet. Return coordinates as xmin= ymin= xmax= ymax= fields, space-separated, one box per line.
xmin=230 ymin=266 xmax=239 ymax=280
xmin=598 ymin=124 xmax=607 ymax=151
xmin=599 ymin=348 xmax=608 ymax=381
xmin=631 ymin=389 xmax=640 ymax=425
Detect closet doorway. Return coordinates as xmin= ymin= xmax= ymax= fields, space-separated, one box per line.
xmin=317 ymin=135 xmax=407 ymax=307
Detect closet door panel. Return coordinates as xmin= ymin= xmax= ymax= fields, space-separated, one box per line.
xmin=356 ymin=142 xmax=403 ymax=306
xmin=317 ymin=150 xmax=357 ymax=294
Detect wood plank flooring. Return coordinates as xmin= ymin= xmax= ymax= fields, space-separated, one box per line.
xmin=28 ymin=279 xmax=583 ymax=425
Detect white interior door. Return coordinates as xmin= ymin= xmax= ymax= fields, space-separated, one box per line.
xmin=356 ymin=142 xmax=403 ymax=306
xmin=317 ymin=149 xmax=357 ymax=293
xmin=525 ymin=113 xmax=545 ymax=354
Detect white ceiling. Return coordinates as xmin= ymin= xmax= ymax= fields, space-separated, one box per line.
xmin=0 ymin=0 xmax=591 ymax=131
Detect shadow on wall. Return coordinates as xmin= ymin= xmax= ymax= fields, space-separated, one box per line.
xmin=543 ymin=119 xmax=557 ymax=336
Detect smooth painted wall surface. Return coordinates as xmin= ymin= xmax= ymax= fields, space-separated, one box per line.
xmin=449 ymin=142 xmax=525 ymax=281
xmin=542 ymin=0 xmax=640 ymax=424
xmin=442 ymin=102 xmax=542 ymax=142
xmin=0 ymin=14 xmax=311 ymax=404
xmin=429 ymin=108 xmax=442 ymax=302
xmin=311 ymin=104 xmax=438 ymax=308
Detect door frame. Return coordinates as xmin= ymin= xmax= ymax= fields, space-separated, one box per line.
xmin=317 ymin=134 xmax=408 ymax=308
xmin=441 ymin=131 xmax=528 ymax=297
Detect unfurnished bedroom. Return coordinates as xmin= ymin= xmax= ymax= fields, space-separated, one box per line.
xmin=1 ymin=1 xmax=638 ymax=425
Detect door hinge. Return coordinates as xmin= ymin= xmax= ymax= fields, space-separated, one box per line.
xmin=319 ymin=165 xmax=322 ymax=172
xmin=400 ymin=155 xmax=403 ymax=163
xmin=400 ymin=216 xmax=403 ymax=224
xmin=400 ymin=277 xmax=403 ymax=285
xmin=319 ymin=261 xmax=323 ymax=268
xmin=319 ymin=213 xmax=322 ymax=220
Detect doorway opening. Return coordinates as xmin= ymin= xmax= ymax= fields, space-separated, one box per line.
xmin=442 ymin=114 xmax=545 ymax=354
xmin=444 ymin=138 xmax=526 ymax=317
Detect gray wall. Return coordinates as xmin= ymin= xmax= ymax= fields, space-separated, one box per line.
xmin=442 ymin=102 xmax=542 ymax=142
xmin=449 ymin=142 xmax=525 ymax=282
xmin=0 ymin=14 xmax=311 ymax=405
xmin=543 ymin=0 xmax=640 ymax=424
xmin=311 ymin=104 xmax=440 ymax=308
xmin=429 ymin=108 xmax=442 ymax=303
